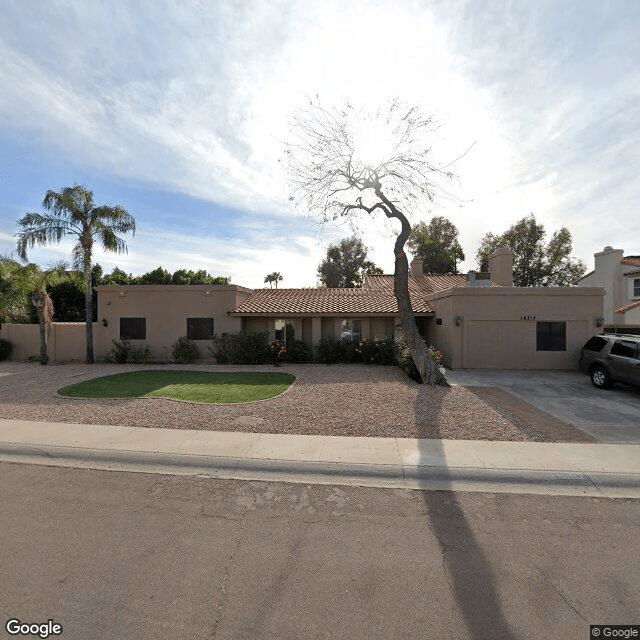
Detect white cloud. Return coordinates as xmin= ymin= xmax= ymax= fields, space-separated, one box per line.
xmin=1 ymin=0 xmax=639 ymax=281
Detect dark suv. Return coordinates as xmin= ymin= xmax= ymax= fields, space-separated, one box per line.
xmin=579 ymin=334 xmax=640 ymax=389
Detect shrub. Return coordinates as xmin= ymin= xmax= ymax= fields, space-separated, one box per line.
xmin=316 ymin=337 xmax=396 ymax=365
xmin=393 ymin=337 xmax=443 ymax=382
xmin=108 ymin=340 xmax=151 ymax=364
xmin=210 ymin=332 xmax=270 ymax=365
xmin=172 ymin=336 xmax=200 ymax=364
xmin=316 ymin=339 xmax=346 ymax=364
xmin=128 ymin=345 xmax=151 ymax=364
xmin=285 ymin=339 xmax=312 ymax=363
xmin=0 ymin=338 xmax=13 ymax=361
xmin=269 ymin=339 xmax=287 ymax=366
xmin=394 ymin=337 xmax=422 ymax=382
xmin=354 ymin=337 xmax=396 ymax=365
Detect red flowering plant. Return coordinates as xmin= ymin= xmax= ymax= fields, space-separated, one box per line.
xmin=270 ymin=339 xmax=287 ymax=366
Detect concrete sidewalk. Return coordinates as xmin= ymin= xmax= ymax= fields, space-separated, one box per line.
xmin=1 ymin=418 xmax=639 ymax=498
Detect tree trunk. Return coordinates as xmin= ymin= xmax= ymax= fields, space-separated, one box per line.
xmin=394 ymin=249 xmax=449 ymax=386
xmin=84 ymin=257 xmax=94 ymax=364
xmin=377 ymin=188 xmax=448 ymax=386
xmin=32 ymin=292 xmax=49 ymax=365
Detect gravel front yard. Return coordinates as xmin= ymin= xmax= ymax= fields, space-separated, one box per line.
xmin=0 ymin=362 xmax=551 ymax=441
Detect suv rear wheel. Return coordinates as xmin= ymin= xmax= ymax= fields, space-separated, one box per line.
xmin=591 ymin=365 xmax=612 ymax=389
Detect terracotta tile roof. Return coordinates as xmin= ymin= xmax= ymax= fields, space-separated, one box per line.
xmin=232 ymin=274 xmax=467 ymax=316
xmin=363 ymin=273 xmax=467 ymax=293
xmin=622 ymin=256 xmax=640 ymax=267
xmin=615 ymin=300 xmax=640 ymax=314
xmin=231 ymin=287 xmax=422 ymax=315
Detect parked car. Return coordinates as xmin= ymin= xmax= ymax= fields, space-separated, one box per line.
xmin=579 ymin=334 xmax=640 ymax=389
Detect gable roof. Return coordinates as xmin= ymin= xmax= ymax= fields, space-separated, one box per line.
xmin=231 ymin=273 xmax=467 ymax=316
xmin=622 ymin=256 xmax=640 ymax=267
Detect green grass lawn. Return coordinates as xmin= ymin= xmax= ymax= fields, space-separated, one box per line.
xmin=58 ymin=370 xmax=295 ymax=404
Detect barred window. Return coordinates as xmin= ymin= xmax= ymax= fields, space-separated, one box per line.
xmin=187 ymin=318 xmax=214 ymax=340
xmin=120 ymin=317 xmax=146 ymax=340
xmin=536 ymin=322 xmax=566 ymax=351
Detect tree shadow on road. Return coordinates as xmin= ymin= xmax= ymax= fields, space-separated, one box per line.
xmin=415 ymin=384 xmax=521 ymax=640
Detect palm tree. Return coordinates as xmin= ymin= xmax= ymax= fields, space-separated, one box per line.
xmin=17 ymin=185 xmax=136 ymax=363
xmin=0 ymin=259 xmax=68 ymax=364
xmin=30 ymin=265 xmax=70 ymax=365
xmin=264 ymin=272 xmax=283 ymax=289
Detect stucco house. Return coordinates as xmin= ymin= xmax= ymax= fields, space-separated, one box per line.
xmin=229 ymin=249 xmax=603 ymax=369
xmin=576 ymin=246 xmax=640 ymax=327
xmin=2 ymin=249 xmax=604 ymax=369
xmin=94 ymin=284 xmax=253 ymax=363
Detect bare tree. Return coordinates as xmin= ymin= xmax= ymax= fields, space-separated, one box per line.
xmin=284 ymin=99 xmax=460 ymax=385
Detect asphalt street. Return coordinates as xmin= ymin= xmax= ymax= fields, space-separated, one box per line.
xmin=1 ymin=462 xmax=638 ymax=640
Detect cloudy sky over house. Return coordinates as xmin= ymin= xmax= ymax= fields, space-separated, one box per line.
xmin=1 ymin=0 xmax=638 ymax=288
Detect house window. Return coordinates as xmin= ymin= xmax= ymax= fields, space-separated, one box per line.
xmin=274 ymin=319 xmax=294 ymax=345
xmin=341 ymin=319 xmax=362 ymax=342
xmin=536 ymin=321 xmax=566 ymax=351
xmin=634 ymin=278 xmax=640 ymax=297
xmin=187 ymin=318 xmax=214 ymax=340
xmin=120 ymin=317 xmax=146 ymax=340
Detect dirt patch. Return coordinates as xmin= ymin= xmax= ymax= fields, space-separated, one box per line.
xmin=0 ymin=362 xmax=587 ymax=441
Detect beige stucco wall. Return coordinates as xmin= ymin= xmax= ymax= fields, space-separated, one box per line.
xmin=96 ymin=285 xmax=252 ymax=362
xmin=577 ymin=247 xmax=637 ymax=324
xmin=627 ymin=275 xmax=640 ymax=301
xmin=427 ymin=287 xmax=604 ymax=370
xmin=0 ymin=322 xmax=93 ymax=362
xmin=621 ymin=307 xmax=640 ymax=324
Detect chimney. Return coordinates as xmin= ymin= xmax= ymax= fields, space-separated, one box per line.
xmin=594 ymin=246 xmax=623 ymax=274
xmin=488 ymin=247 xmax=514 ymax=287
xmin=467 ymin=271 xmax=492 ymax=287
xmin=410 ymin=258 xmax=424 ymax=276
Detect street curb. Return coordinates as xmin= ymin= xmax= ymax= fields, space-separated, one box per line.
xmin=1 ymin=442 xmax=639 ymax=498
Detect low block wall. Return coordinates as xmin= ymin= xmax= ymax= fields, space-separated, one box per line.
xmin=0 ymin=323 xmax=95 ymax=363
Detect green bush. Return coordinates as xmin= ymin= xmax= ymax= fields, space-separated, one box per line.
xmin=285 ymin=339 xmax=311 ymax=363
xmin=316 ymin=339 xmax=346 ymax=364
xmin=108 ymin=340 xmax=151 ymax=364
xmin=316 ymin=337 xmax=397 ymax=365
xmin=269 ymin=339 xmax=287 ymax=366
xmin=0 ymin=338 xmax=13 ymax=361
xmin=172 ymin=336 xmax=200 ymax=364
xmin=210 ymin=332 xmax=270 ymax=365
xmin=355 ymin=337 xmax=396 ymax=365
xmin=393 ymin=337 xmax=443 ymax=382
xmin=393 ymin=337 xmax=421 ymax=382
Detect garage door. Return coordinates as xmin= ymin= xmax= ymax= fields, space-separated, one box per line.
xmin=463 ymin=320 xmax=534 ymax=369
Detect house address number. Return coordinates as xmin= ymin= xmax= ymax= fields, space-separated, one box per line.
xmin=521 ymin=315 xmax=536 ymax=321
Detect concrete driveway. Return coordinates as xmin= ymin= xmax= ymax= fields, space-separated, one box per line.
xmin=446 ymin=369 xmax=640 ymax=444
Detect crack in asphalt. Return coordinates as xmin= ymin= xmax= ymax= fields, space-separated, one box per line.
xmin=208 ymin=519 xmax=246 ymax=640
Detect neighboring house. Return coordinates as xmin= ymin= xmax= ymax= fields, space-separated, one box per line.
xmin=576 ymin=246 xmax=640 ymax=326
xmin=2 ymin=249 xmax=604 ymax=369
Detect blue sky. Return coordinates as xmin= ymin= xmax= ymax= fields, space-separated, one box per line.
xmin=1 ymin=0 xmax=639 ymax=288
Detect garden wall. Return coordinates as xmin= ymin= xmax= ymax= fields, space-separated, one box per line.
xmin=0 ymin=322 xmax=94 ymax=363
